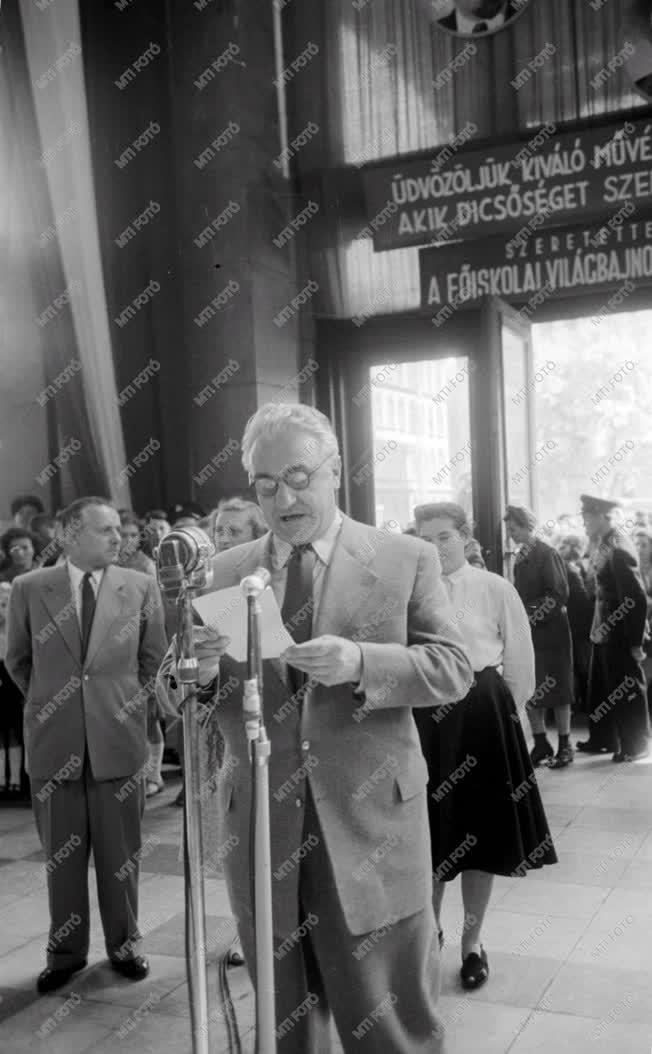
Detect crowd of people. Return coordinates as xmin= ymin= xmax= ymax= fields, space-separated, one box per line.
xmin=405 ymin=497 xmax=652 ymax=768
xmin=1 ymin=403 xmax=651 ymax=1052
xmin=0 ymin=493 xmax=268 ymax=800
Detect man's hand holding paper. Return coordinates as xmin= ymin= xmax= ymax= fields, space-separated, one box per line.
xmin=282 ymin=634 xmax=362 ymax=686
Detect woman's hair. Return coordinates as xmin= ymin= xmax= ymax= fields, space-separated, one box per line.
xmin=0 ymin=526 xmax=39 ymax=558
xmin=119 ymin=511 xmax=142 ymax=529
xmin=241 ymin=403 xmax=339 ymax=475
xmin=413 ymin=502 xmax=470 ymax=533
xmin=10 ymin=494 xmax=45 ymax=517
xmin=216 ymin=497 xmax=268 ymax=538
xmin=504 ymin=504 xmax=537 ymax=530
xmin=144 ymin=509 xmax=168 ymax=523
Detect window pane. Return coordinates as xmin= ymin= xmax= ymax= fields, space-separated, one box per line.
xmin=369 ymin=357 xmax=472 ymax=530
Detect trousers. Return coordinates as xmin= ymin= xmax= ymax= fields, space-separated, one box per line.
xmin=31 ymin=757 xmax=145 ymax=968
xmin=236 ymin=782 xmax=445 ymax=1053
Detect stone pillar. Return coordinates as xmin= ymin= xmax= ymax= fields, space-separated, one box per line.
xmin=168 ymin=0 xmax=307 ymax=505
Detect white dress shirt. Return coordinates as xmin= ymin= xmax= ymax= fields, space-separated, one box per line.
xmin=67 ymin=559 xmax=104 ymax=629
xmin=442 ymin=562 xmax=535 ymax=709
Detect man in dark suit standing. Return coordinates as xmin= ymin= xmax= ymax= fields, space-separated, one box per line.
xmin=6 ymin=497 xmax=167 ymax=993
xmin=577 ymin=495 xmax=649 ymax=761
xmin=158 ymin=403 xmax=473 ymax=1052
xmin=438 ymin=0 xmax=521 ymax=34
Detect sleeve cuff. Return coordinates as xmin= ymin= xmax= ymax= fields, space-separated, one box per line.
xmin=352 ymin=646 xmax=365 ymax=698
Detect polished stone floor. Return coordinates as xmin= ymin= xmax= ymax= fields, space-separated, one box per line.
xmin=2 ymin=743 xmax=652 ymax=1053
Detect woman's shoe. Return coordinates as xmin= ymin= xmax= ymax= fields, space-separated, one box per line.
xmin=530 ymin=739 xmax=554 ymax=766
xmin=549 ymin=745 xmax=574 ymax=769
xmin=577 ymin=740 xmax=609 ymax=754
xmin=460 ymin=946 xmax=489 ymax=990
xmin=8 ymin=783 xmax=21 ymax=796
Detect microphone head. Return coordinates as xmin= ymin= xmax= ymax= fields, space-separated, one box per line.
xmin=241 ymin=566 xmax=271 ymax=596
xmin=156 ymin=526 xmax=215 ymax=599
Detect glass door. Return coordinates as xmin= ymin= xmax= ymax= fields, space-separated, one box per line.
xmin=363 ymin=358 xmax=473 ymax=531
xmin=315 ymin=303 xmax=534 ymax=576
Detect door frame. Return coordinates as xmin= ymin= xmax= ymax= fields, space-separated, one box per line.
xmin=315 ymin=308 xmax=509 ymax=569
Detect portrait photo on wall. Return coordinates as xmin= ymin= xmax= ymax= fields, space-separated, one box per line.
xmin=623 ymin=0 xmax=652 ymax=102
xmin=428 ymin=0 xmax=532 ymax=38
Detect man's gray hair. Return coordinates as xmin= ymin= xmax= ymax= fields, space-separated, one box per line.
xmin=241 ymin=403 xmax=339 ymax=474
xmin=216 ymin=497 xmax=267 ymax=538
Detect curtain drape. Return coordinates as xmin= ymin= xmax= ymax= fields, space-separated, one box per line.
xmin=0 ymin=1 xmax=107 ymax=507
xmin=18 ymin=0 xmax=131 ymax=507
xmin=297 ymin=0 xmax=647 ymax=321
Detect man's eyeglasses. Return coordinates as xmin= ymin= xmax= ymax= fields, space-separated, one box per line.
xmin=251 ymin=458 xmax=330 ymax=498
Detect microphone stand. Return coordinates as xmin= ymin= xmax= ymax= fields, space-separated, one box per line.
xmin=243 ymin=589 xmax=276 ymax=1054
xmin=176 ymin=581 xmax=211 ymax=1054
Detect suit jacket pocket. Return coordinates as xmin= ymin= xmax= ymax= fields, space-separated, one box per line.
xmin=394 ymin=755 xmax=429 ymax=802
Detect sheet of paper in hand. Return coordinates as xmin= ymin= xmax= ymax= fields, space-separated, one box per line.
xmin=191 ymin=586 xmax=294 ymax=663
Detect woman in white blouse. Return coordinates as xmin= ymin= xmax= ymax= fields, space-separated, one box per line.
xmin=413 ymin=503 xmax=557 ymax=992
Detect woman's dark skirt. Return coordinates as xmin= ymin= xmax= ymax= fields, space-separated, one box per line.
xmin=0 ymin=660 xmax=23 ymax=740
xmin=414 ymin=667 xmax=557 ymax=881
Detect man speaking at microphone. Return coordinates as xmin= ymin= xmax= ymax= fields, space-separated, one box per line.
xmin=158 ymin=403 xmax=473 ymax=1053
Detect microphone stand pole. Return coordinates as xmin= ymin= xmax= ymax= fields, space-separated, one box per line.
xmin=176 ymin=582 xmax=211 ymax=1054
xmin=243 ymin=592 xmax=276 ymax=1054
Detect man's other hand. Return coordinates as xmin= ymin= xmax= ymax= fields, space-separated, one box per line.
xmin=282 ymin=635 xmax=362 ymax=686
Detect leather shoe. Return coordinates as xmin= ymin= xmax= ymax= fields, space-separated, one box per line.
xmin=37 ymin=960 xmax=87 ymax=994
xmin=549 ymin=745 xmax=574 ymax=769
xmin=460 ymin=947 xmax=489 ymax=990
xmin=111 ymin=955 xmax=149 ymax=980
xmin=614 ymin=747 xmax=649 ymax=763
xmin=530 ymin=739 xmax=554 ymax=766
xmin=576 ymin=740 xmax=610 ymax=754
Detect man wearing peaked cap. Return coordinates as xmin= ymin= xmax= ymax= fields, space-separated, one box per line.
xmin=577 ymin=494 xmax=649 ymax=761
xmin=579 ymin=495 xmax=621 ymax=516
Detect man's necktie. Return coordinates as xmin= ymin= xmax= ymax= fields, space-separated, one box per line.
xmin=472 ymin=20 xmax=488 ymax=33
xmin=281 ymin=544 xmax=315 ymax=696
xmin=81 ymin=572 xmax=96 ymax=660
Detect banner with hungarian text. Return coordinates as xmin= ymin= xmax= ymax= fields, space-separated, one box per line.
xmin=419 ymin=210 xmax=652 ymax=315
xmin=361 ymin=116 xmax=652 ymax=251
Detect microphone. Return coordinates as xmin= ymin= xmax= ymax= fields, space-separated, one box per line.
xmin=156 ymin=526 xmax=215 ymax=601
xmin=240 ymin=567 xmax=271 ymax=598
